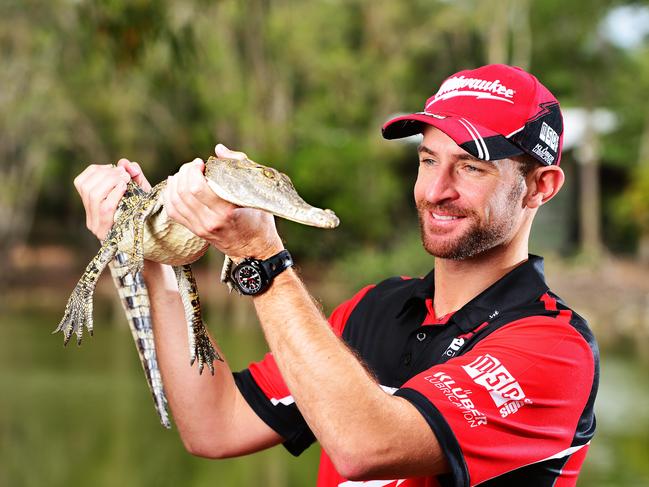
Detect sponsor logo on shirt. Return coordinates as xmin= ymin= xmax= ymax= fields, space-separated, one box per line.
xmin=461 ymin=354 xmax=532 ymax=418
xmin=424 ymin=372 xmax=487 ymax=428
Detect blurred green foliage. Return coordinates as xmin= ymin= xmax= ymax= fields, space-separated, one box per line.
xmin=3 ymin=3 xmax=649 ymax=485
xmin=2 ymin=0 xmax=649 ymax=260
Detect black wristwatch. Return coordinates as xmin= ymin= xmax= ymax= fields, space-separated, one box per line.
xmin=229 ymin=250 xmax=293 ymax=296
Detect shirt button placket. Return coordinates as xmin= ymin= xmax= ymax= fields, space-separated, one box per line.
xmin=403 ymin=352 xmax=412 ymax=365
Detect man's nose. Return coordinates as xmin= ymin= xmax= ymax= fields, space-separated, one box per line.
xmin=424 ymin=168 xmax=460 ymax=204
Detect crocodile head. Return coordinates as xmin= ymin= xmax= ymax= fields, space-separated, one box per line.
xmin=204 ymin=156 xmax=340 ymax=229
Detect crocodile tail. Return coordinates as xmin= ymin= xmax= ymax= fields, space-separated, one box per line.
xmin=108 ymin=251 xmax=171 ymax=429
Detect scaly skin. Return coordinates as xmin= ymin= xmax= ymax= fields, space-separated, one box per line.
xmin=174 ymin=265 xmax=222 ymax=375
xmin=55 ymin=156 xmax=339 ymax=426
xmin=109 ymin=251 xmax=171 ymax=428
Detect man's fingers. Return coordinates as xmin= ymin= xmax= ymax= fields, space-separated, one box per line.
xmin=214 ymin=143 xmax=247 ymax=161
xmin=118 ymin=159 xmax=152 ymax=191
xmin=164 ymin=175 xmax=196 ymax=230
xmin=80 ymin=166 xmax=127 ymax=231
xmin=95 ymin=181 xmax=127 ymax=238
xmin=174 ymin=157 xmax=238 ymax=211
xmin=86 ymin=167 xmax=128 ymax=206
xmin=191 ymin=157 xmax=205 ymax=170
xmin=75 ymin=164 xmax=107 ymax=209
xmin=103 ymin=180 xmax=127 ymax=215
xmin=174 ymin=159 xmax=224 ymax=208
xmin=191 ymin=169 xmax=237 ymax=211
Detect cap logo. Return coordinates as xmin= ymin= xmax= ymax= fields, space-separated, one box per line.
xmin=532 ymin=143 xmax=556 ymax=164
xmin=539 ymin=122 xmax=559 ymax=151
xmin=415 ymin=111 xmax=447 ymax=119
xmin=428 ymin=76 xmax=516 ymax=108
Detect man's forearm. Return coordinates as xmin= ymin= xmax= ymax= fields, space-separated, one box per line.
xmin=252 ymin=269 xmax=445 ymax=479
xmin=143 ymin=261 xmax=237 ymax=447
xmin=143 ymin=261 xmax=281 ymax=457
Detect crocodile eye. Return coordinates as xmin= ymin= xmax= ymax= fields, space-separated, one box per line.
xmin=262 ymin=168 xmax=276 ymax=179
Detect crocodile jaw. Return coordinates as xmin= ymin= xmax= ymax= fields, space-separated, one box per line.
xmin=204 ymin=157 xmax=340 ymax=229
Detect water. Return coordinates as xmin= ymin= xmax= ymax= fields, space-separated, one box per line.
xmin=1 ymin=303 xmax=647 ymax=486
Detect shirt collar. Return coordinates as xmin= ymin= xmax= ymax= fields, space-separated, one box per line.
xmin=396 ymin=255 xmax=550 ymax=332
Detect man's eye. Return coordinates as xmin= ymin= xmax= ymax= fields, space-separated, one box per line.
xmin=465 ymin=164 xmax=484 ymax=173
xmin=420 ymin=158 xmax=437 ymax=165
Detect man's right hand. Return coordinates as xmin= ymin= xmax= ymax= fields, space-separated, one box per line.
xmin=73 ymin=158 xmax=151 ymax=240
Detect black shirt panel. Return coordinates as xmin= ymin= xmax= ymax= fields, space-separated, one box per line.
xmin=233 ymin=369 xmax=315 ymax=456
xmin=477 ymin=456 xmax=570 ymax=487
xmin=395 ymin=387 xmax=469 ymax=487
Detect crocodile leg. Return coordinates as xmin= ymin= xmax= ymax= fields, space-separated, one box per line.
xmin=109 ymin=252 xmax=171 ymax=428
xmin=173 ymin=264 xmax=222 ymax=375
xmin=220 ymin=255 xmax=237 ymax=293
xmin=127 ymin=183 xmax=165 ymax=277
xmin=54 ymin=238 xmax=119 ymax=345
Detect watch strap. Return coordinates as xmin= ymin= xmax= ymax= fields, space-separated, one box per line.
xmin=260 ymin=249 xmax=293 ymax=281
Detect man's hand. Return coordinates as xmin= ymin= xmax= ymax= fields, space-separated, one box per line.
xmin=73 ymin=159 xmax=151 ymax=240
xmin=164 ymin=144 xmax=284 ymax=260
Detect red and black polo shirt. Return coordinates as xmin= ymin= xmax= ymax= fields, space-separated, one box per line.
xmin=233 ymin=255 xmax=599 ymax=486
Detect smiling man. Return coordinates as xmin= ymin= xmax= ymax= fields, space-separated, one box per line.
xmin=74 ymin=64 xmax=599 ymax=486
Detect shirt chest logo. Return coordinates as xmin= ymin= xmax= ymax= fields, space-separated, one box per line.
xmin=442 ymin=337 xmax=466 ymax=358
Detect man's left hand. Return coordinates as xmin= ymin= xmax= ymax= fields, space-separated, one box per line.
xmin=163 ymin=144 xmax=284 ymax=260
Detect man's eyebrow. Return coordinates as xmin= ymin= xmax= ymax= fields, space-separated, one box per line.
xmin=417 ymin=144 xmax=484 ymax=163
xmin=456 ymin=153 xmax=485 ymax=163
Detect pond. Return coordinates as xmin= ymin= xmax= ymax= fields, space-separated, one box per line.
xmin=1 ymin=299 xmax=647 ymax=486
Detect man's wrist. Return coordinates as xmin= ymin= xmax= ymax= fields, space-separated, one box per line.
xmin=256 ymin=242 xmax=286 ymax=260
xmin=236 ymin=239 xmax=285 ymax=261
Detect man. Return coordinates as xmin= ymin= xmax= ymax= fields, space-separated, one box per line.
xmin=74 ymin=64 xmax=598 ymax=486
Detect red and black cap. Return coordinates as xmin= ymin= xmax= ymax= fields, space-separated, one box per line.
xmin=382 ymin=64 xmax=564 ymax=165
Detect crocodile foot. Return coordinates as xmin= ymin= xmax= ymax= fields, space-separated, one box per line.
xmin=190 ymin=332 xmax=222 ymax=375
xmin=54 ymin=283 xmax=94 ymax=345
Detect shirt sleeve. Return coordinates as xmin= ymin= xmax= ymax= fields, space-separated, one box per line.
xmin=233 ymin=284 xmax=376 ymax=456
xmin=394 ymin=316 xmax=596 ymax=486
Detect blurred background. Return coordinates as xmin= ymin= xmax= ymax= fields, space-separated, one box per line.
xmin=1 ymin=0 xmax=649 ymax=485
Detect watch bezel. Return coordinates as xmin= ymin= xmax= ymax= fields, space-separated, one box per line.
xmin=232 ymin=259 xmax=270 ymax=296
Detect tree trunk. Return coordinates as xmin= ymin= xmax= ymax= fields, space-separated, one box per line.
xmin=486 ymin=0 xmax=509 ymax=65
xmin=577 ymin=113 xmax=603 ymax=258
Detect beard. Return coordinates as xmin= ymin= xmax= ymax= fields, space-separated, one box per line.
xmin=417 ymin=181 xmax=525 ymax=260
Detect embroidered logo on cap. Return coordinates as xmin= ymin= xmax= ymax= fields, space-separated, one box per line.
xmin=429 ymin=75 xmax=517 ymax=106
xmin=539 ymin=121 xmax=559 ymax=151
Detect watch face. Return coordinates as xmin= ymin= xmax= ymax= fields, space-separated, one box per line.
xmin=234 ymin=263 xmax=264 ymax=295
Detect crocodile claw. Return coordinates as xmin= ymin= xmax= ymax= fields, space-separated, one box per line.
xmin=190 ymin=333 xmax=221 ymax=376
xmin=54 ymin=284 xmax=94 ymax=346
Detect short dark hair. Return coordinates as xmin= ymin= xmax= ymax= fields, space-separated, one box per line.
xmin=512 ymin=154 xmax=542 ymax=179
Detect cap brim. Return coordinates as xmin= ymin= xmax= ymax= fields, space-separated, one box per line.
xmin=382 ymin=112 xmax=525 ymax=162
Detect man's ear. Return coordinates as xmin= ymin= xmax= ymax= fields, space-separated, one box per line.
xmin=524 ymin=166 xmax=565 ymax=209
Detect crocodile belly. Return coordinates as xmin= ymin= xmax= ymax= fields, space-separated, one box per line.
xmin=117 ymin=209 xmax=210 ymax=266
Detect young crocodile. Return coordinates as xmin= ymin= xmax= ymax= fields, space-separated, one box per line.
xmin=55 ymin=156 xmax=339 ymax=427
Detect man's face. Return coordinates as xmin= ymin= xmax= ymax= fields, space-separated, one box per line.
xmin=414 ymin=126 xmax=527 ymax=260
